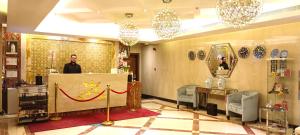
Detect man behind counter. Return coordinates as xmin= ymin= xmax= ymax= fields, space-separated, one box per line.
xmin=63 ymin=54 xmax=82 ymax=73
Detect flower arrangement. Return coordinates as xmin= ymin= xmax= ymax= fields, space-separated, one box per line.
xmin=117 ymin=50 xmax=130 ymax=73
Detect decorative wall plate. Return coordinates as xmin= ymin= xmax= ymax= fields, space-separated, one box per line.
xmin=197 ymin=50 xmax=206 ymax=60
xmin=280 ymin=50 xmax=288 ymax=58
xmin=253 ymin=45 xmax=266 ymax=59
xmin=270 ymin=49 xmax=279 ymax=58
xmin=238 ymin=47 xmax=249 ymax=59
xmin=188 ymin=51 xmax=196 ymax=60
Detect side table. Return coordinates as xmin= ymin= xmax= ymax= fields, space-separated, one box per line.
xmin=196 ymin=87 xmax=238 ymax=108
xmin=259 ymin=106 xmax=288 ymax=134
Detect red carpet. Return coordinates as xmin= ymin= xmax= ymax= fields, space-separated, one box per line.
xmin=27 ymin=108 xmax=159 ymax=133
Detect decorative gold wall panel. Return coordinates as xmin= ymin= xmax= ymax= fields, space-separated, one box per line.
xmin=26 ymin=38 xmax=115 ymax=83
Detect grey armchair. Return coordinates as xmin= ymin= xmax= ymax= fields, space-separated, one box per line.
xmin=226 ymin=91 xmax=259 ymax=125
xmin=177 ymin=85 xmax=199 ymax=109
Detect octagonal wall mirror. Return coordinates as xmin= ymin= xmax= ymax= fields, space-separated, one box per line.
xmin=206 ymin=43 xmax=238 ymax=78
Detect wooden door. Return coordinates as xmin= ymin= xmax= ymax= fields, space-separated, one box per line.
xmin=125 ymin=53 xmax=139 ymax=81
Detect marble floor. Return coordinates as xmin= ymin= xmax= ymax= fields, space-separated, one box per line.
xmin=0 ymin=99 xmax=288 ymax=135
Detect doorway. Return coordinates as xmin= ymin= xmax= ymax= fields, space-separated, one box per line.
xmin=124 ymin=53 xmax=139 ymax=81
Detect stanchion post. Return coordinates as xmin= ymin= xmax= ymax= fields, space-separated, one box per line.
xmin=50 ymin=83 xmax=62 ymax=120
xmin=102 ymin=84 xmax=114 ymax=126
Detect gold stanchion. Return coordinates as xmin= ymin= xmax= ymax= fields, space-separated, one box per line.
xmin=50 ymin=83 xmax=62 ymax=120
xmin=130 ymin=81 xmax=136 ymax=112
xmin=101 ymin=84 xmax=114 ymax=126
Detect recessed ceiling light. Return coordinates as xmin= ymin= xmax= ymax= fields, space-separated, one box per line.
xmin=0 ymin=0 xmax=8 ymax=14
xmin=88 ymin=39 xmax=98 ymax=43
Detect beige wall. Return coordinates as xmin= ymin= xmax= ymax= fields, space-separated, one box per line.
xmin=141 ymin=22 xmax=300 ymax=125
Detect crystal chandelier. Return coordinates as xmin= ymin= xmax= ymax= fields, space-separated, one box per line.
xmin=152 ymin=0 xmax=180 ymax=39
xmin=216 ymin=0 xmax=262 ymax=28
xmin=119 ymin=13 xmax=139 ymax=46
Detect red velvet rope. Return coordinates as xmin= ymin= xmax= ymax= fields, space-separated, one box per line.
xmin=110 ymin=83 xmax=135 ymax=94
xmin=110 ymin=89 xmax=128 ymax=94
xmin=58 ymin=88 xmax=105 ymax=102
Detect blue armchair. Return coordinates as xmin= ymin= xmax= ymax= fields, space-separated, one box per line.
xmin=177 ymin=85 xmax=199 ymax=109
xmin=226 ymin=91 xmax=259 ymax=125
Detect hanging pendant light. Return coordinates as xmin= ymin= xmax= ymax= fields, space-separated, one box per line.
xmin=216 ymin=0 xmax=263 ymax=28
xmin=119 ymin=13 xmax=139 ymax=46
xmin=152 ymin=0 xmax=180 ymax=39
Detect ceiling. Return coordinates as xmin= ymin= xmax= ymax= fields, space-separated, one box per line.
xmin=7 ymin=0 xmax=300 ymax=43
xmin=56 ymin=0 xmax=216 ymax=27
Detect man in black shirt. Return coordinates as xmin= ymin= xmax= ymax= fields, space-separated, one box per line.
xmin=219 ymin=57 xmax=229 ymax=70
xmin=63 ymin=54 xmax=82 ymax=73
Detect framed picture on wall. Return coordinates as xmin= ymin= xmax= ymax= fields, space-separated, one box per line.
xmin=6 ymin=70 xmax=18 ymax=78
xmin=6 ymin=57 xmax=18 ymax=66
xmin=6 ymin=41 xmax=18 ymax=54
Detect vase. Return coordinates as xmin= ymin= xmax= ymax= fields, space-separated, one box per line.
xmin=205 ymin=77 xmax=213 ymax=88
xmin=217 ymin=77 xmax=225 ymax=89
xmin=123 ymin=67 xmax=129 ymax=73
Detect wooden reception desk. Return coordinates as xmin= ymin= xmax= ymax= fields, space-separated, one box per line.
xmin=47 ymin=73 xmax=128 ymax=113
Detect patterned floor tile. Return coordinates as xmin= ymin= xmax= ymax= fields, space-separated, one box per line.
xmin=199 ymin=121 xmax=247 ymax=134
xmin=2 ymin=99 xmax=270 ymax=135
xmin=142 ymin=102 xmax=162 ymax=110
xmin=35 ymin=125 xmax=92 ymax=135
xmin=159 ymin=110 xmax=194 ymax=119
xmin=87 ymin=126 xmax=139 ymax=135
xmin=114 ymin=117 xmax=150 ymax=128
xmin=150 ymin=117 xmax=193 ymax=131
xmin=143 ymin=129 xmax=192 ymax=135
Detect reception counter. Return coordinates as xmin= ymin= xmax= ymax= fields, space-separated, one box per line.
xmin=48 ymin=73 xmax=128 ymax=113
